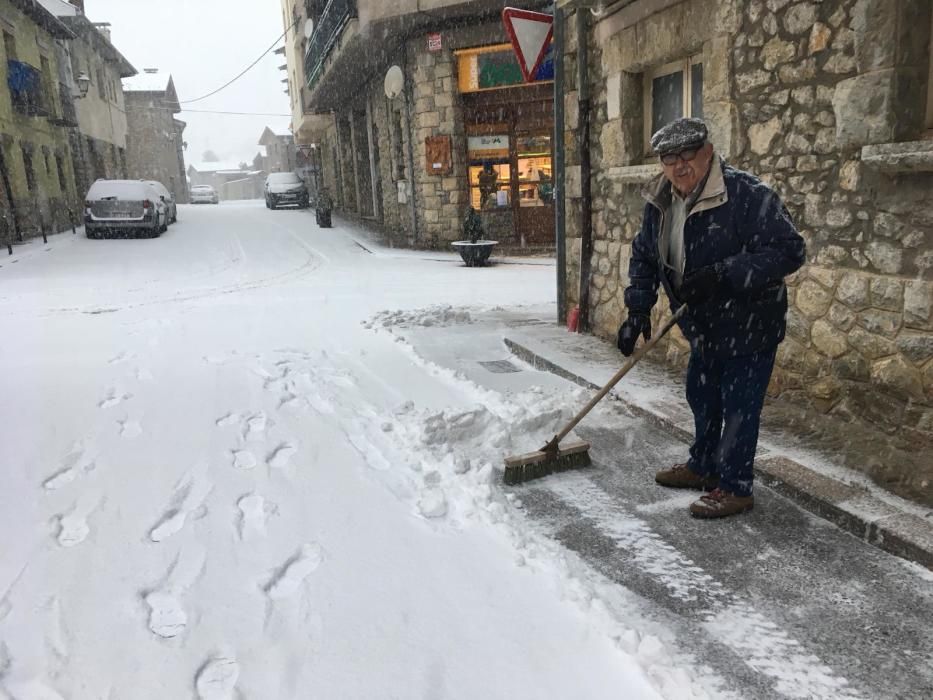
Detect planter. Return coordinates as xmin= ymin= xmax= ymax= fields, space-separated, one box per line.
xmin=451 ymin=240 xmax=498 ymax=267
xmin=315 ymin=209 xmax=332 ymax=228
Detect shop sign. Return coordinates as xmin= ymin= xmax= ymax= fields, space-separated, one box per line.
xmin=427 ymin=33 xmax=442 ymax=52
xmin=468 ymin=135 xmax=509 ymax=159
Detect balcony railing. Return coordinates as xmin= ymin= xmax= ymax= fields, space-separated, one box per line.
xmin=7 ymin=60 xmax=48 ymax=117
xmin=303 ymin=0 xmax=357 ymax=92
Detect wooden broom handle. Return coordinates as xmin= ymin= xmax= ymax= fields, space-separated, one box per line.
xmin=553 ymin=305 xmax=688 ymax=444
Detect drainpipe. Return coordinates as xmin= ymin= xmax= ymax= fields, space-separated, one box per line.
xmin=575 ymin=8 xmax=593 ymax=332
xmin=553 ymin=5 xmax=567 ymax=324
xmin=401 ymin=45 xmax=419 ymax=245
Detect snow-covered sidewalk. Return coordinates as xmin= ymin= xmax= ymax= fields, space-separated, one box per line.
xmin=0 ymin=202 xmax=710 ymax=699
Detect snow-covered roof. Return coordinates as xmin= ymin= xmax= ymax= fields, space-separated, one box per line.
xmin=188 ymin=160 xmax=248 ymax=174
xmin=269 ymin=125 xmax=292 ymax=137
xmin=35 ymin=0 xmax=78 ymax=17
xmin=123 ymin=70 xmax=170 ymax=92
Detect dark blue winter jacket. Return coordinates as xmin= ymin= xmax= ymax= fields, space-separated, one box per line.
xmin=624 ymin=158 xmax=806 ymax=358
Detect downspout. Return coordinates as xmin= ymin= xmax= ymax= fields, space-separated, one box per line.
xmin=553 ymin=5 xmax=567 ymax=324
xmin=575 ymin=8 xmax=593 ymax=332
xmin=401 ymin=44 xmax=419 ymax=245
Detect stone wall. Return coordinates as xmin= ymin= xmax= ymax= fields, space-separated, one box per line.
xmin=124 ymin=94 xmax=187 ymax=202
xmin=570 ymin=0 xmax=933 ymax=497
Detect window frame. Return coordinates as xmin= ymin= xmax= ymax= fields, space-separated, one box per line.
xmin=926 ymin=10 xmax=933 ymax=132
xmin=642 ymin=55 xmax=704 ymax=157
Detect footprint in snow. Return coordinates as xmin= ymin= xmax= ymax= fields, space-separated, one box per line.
xmin=0 ymin=678 xmax=66 ymax=700
xmin=143 ymin=545 xmax=205 ymax=639
xmin=215 ymin=412 xmax=239 ymax=428
xmin=118 ymin=418 xmax=142 ymax=439
xmin=43 ymin=444 xmax=95 ymax=491
xmin=265 ymin=544 xmax=323 ymax=600
xmin=98 ymin=390 xmax=131 ymax=409
xmin=267 ymin=443 xmax=297 ymax=469
xmin=195 ymin=656 xmax=240 ymax=700
xmin=232 ymin=450 xmax=257 ymax=470
xmin=144 ymin=590 xmax=186 ymax=639
xmin=243 ymin=411 xmax=268 ymax=440
xmin=108 ymin=351 xmax=133 ymax=365
xmin=237 ymin=493 xmax=270 ymax=540
xmin=149 ymin=472 xmax=213 ymax=543
xmin=135 ymin=367 xmax=154 ymax=382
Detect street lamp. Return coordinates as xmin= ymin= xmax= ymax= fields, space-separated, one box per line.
xmin=74 ymin=72 xmax=91 ymax=99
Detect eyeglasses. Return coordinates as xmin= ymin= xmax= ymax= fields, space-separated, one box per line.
xmin=659 ymin=147 xmax=701 ymax=166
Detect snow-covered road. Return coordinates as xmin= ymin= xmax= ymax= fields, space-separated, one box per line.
xmin=0 ymin=203 xmax=697 ymax=699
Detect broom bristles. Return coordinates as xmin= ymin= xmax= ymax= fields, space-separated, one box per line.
xmin=503 ymin=441 xmax=592 ymax=485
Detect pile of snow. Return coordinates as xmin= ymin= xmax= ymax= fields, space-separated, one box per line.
xmin=365 ymin=304 xmax=473 ymax=329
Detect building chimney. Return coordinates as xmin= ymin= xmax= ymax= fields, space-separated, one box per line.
xmin=93 ymin=22 xmax=112 ymax=42
xmin=70 ymin=0 xmax=84 ymax=13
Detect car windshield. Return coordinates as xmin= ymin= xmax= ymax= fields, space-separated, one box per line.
xmin=267 ymin=173 xmax=301 ymax=184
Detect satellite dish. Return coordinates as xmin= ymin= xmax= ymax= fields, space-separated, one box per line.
xmin=303 ymin=19 xmax=315 ymax=39
xmin=384 ymin=65 xmax=404 ymax=99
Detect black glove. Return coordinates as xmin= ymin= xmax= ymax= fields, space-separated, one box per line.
xmin=679 ymin=263 xmax=726 ymax=307
xmin=617 ymin=313 xmax=652 ymax=357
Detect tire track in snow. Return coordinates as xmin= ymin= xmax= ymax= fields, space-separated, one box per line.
xmin=545 ymin=475 xmax=864 ymax=700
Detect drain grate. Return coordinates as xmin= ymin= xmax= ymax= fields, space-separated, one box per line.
xmin=478 ymin=360 xmax=522 ymax=374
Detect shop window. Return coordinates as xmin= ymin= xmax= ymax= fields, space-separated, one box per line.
xmin=467 ymin=133 xmax=511 ymax=210
xmin=643 ymin=56 xmax=703 ymax=154
xmin=56 ymin=154 xmax=66 ymax=191
xmin=22 ymin=148 xmax=36 ymax=192
xmin=516 ymin=134 xmax=553 ymax=207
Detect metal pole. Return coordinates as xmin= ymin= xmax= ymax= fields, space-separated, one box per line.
xmin=402 ymin=46 xmax=419 ymax=245
xmin=575 ymin=8 xmax=593 ymax=332
xmin=553 ymin=6 xmax=567 ymax=324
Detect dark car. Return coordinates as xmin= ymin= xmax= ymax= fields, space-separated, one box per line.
xmin=265 ymin=172 xmax=309 ymax=210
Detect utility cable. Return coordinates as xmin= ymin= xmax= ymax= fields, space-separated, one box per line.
xmin=178 ymin=19 xmax=297 ymax=105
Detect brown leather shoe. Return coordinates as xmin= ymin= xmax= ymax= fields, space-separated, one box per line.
xmin=655 ymin=463 xmax=718 ymax=490
xmin=689 ymin=489 xmax=754 ymax=518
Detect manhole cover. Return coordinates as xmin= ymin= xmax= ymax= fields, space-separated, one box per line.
xmin=478 ymin=360 xmax=521 ymax=374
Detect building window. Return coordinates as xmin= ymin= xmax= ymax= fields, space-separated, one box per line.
xmin=643 ymin=56 xmax=704 ymax=154
xmin=43 ymin=148 xmax=51 ymax=176
xmin=56 ymin=154 xmax=67 ymax=191
xmin=3 ymin=31 xmax=16 ymax=61
xmin=40 ymin=56 xmax=55 ymax=117
xmin=97 ymin=67 xmax=106 ymax=99
xmin=22 ymin=148 xmax=36 ymax=192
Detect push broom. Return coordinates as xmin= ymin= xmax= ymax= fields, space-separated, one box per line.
xmin=503 ymin=306 xmax=688 ymax=486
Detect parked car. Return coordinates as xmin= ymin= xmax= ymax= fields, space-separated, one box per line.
xmin=84 ymin=180 xmax=168 ymax=239
xmin=145 ymin=180 xmax=177 ymax=224
xmin=265 ymin=172 xmax=309 ymax=209
xmin=191 ymin=184 xmax=219 ymax=204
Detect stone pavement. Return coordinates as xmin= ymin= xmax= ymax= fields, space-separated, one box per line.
xmin=394 ymin=307 xmax=933 ymax=700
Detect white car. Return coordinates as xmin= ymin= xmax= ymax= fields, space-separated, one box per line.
xmin=191 ymin=185 xmax=219 ymax=204
xmin=84 ymin=180 xmax=168 ymax=239
xmin=145 ymin=180 xmax=177 ymax=224
xmin=264 ymin=172 xmax=309 ymax=209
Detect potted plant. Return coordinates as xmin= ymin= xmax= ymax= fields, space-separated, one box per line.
xmin=451 ymin=207 xmax=498 ymax=267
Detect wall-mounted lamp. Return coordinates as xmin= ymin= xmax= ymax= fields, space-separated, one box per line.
xmin=74 ymin=72 xmax=91 ymax=99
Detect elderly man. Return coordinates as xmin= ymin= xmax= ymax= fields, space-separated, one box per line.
xmin=617 ymin=117 xmax=805 ymax=518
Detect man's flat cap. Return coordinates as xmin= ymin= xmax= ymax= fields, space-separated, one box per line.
xmin=650 ymin=117 xmax=709 ymax=154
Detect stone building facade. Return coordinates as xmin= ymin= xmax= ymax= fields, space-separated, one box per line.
xmin=559 ymin=0 xmax=932 ymax=500
xmin=0 ymin=0 xmax=80 ymax=241
xmin=123 ymin=70 xmax=188 ymax=203
xmin=295 ymin=0 xmax=554 ymax=249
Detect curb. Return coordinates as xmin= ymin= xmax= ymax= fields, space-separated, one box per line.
xmin=504 ymin=337 xmax=933 ymax=571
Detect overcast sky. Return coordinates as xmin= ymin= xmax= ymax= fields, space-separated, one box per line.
xmin=86 ymin=0 xmax=292 ymax=167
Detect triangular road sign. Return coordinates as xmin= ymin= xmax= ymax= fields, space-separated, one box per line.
xmin=502 ymin=7 xmax=554 ymax=83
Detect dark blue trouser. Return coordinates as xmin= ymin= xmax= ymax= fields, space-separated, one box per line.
xmin=685 ymin=347 xmax=777 ymax=497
